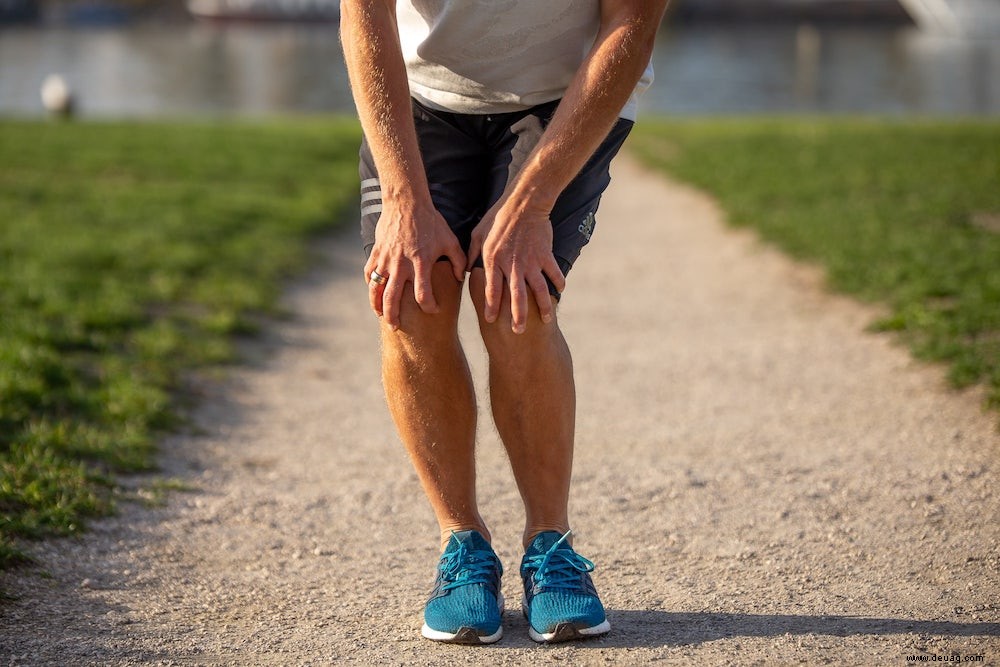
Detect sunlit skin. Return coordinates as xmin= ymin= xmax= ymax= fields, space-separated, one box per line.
xmin=341 ymin=0 xmax=669 ymax=551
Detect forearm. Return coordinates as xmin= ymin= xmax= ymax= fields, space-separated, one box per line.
xmin=506 ymin=3 xmax=667 ymax=212
xmin=340 ymin=0 xmax=430 ymax=206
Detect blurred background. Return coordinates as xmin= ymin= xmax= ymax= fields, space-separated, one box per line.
xmin=1 ymin=0 xmax=999 ymax=118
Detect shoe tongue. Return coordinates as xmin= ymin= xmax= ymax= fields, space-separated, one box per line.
xmin=526 ymin=530 xmax=568 ymax=556
xmin=447 ymin=530 xmax=492 ymax=553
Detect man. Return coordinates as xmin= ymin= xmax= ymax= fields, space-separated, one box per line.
xmin=341 ymin=0 xmax=668 ymax=645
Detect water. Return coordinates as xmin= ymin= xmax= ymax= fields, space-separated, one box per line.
xmin=645 ymin=24 xmax=1000 ymax=115
xmin=0 ymin=23 xmax=355 ymax=116
xmin=0 ymin=21 xmax=998 ymax=117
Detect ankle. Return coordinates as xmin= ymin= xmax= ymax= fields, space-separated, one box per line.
xmin=523 ymin=523 xmax=570 ymax=550
xmin=439 ymin=524 xmax=492 ymax=551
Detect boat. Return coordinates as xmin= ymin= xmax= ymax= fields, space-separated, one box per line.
xmin=897 ymin=0 xmax=1000 ymax=36
xmin=186 ymin=0 xmax=339 ymax=22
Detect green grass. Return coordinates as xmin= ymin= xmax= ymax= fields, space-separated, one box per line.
xmin=631 ymin=118 xmax=1000 ymax=411
xmin=3 ymin=117 xmax=996 ymax=572
xmin=0 ymin=119 xmax=361 ymax=567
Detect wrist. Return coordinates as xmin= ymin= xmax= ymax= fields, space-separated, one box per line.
xmin=505 ymin=179 xmax=558 ymax=217
xmin=382 ymin=182 xmax=435 ymax=216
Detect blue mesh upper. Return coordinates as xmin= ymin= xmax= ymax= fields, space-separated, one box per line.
xmin=424 ymin=530 xmax=503 ymax=635
xmin=520 ymin=531 xmax=606 ymax=633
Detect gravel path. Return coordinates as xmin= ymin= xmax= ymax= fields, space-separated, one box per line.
xmin=2 ymin=155 xmax=998 ymax=666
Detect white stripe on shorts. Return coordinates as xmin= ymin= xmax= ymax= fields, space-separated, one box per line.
xmin=361 ymin=203 xmax=383 ymax=217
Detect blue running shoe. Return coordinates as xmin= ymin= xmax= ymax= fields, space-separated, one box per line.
xmin=520 ymin=531 xmax=610 ymax=643
xmin=421 ymin=530 xmax=504 ymax=644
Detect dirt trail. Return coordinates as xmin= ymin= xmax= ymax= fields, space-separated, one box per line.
xmin=2 ymin=155 xmax=998 ymax=666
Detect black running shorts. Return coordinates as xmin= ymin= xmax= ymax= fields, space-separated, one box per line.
xmin=359 ymin=98 xmax=633 ymax=297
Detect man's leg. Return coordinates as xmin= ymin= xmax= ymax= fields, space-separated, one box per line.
xmin=382 ymin=262 xmax=504 ymax=644
xmin=380 ymin=262 xmax=488 ymax=549
xmin=467 ymin=270 xmax=574 ymax=548
xmin=469 ymin=270 xmax=610 ymax=643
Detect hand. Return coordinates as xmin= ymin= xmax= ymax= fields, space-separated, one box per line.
xmin=364 ymin=198 xmax=465 ymax=329
xmin=467 ymin=196 xmax=566 ymax=334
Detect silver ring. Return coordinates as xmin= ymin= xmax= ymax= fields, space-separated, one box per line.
xmin=369 ymin=270 xmax=387 ymax=286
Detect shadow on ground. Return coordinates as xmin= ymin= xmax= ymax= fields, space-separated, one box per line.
xmin=493 ymin=609 xmax=1000 ymax=649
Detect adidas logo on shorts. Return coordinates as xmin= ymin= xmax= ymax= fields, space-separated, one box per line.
xmin=578 ymin=211 xmax=595 ymax=241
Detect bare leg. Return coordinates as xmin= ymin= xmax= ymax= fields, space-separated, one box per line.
xmin=380 ymin=262 xmax=489 ymax=550
xmin=469 ymin=269 xmax=575 ymax=549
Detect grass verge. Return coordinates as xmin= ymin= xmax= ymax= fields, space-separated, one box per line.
xmin=631 ymin=118 xmax=1000 ymax=412
xmin=0 ymin=119 xmax=361 ymax=568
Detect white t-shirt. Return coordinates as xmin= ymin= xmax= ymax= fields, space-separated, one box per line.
xmin=396 ymin=0 xmax=653 ymax=121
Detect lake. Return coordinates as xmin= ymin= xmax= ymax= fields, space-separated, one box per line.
xmin=0 ymin=21 xmax=998 ymax=117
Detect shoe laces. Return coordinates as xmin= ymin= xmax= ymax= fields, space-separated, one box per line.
xmin=439 ymin=534 xmax=499 ymax=591
xmin=524 ymin=531 xmax=596 ymax=591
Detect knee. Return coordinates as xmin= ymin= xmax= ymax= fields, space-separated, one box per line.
xmin=381 ymin=264 xmax=464 ymax=352
xmin=469 ymin=271 xmax=562 ymax=354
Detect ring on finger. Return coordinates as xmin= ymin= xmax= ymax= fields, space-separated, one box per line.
xmin=369 ymin=270 xmax=387 ymax=286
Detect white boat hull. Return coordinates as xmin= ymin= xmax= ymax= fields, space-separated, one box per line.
xmin=898 ymin=0 xmax=1000 ymax=36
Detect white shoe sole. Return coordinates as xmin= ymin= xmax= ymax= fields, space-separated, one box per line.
xmin=421 ymin=623 xmax=503 ymax=644
xmin=526 ymin=617 xmax=611 ymax=643
xmin=421 ymin=594 xmax=504 ymax=644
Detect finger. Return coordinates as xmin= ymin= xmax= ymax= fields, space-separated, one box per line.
xmin=542 ymin=255 xmax=567 ymax=294
xmin=465 ymin=233 xmax=483 ymax=274
xmin=365 ymin=254 xmax=385 ymax=316
xmin=368 ymin=274 xmax=385 ymax=317
xmin=444 ymin=240 xmax=467 ymax=283
xmin=508 ymin=268 xmax=529 ymax=334
xmin=526 ymin=272 xmax=554 ymax=324
xmin=382 ymin=272 xmax=405 ymax=331
xmin=412 ymin=260 xmax=439 ymax=315
xmin=483 ymin=265 xmax=503 ymax=324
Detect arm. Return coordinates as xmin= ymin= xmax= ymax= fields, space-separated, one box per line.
xmin=340 ymin=0 xmax=465 ymax=329
xmin=468 ymin=0 xmax=669 ymax=333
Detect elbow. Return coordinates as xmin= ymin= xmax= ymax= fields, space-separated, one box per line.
xmin=604 ymin=3 xmax=667 ymax=61
xmin=634 ymin=27 xmax=657 ymax=66
xmin=602 ymin=13 xmax=661 ymax=66
xmin=627 ymin=14 xmax=662 ymax=62
xmin=607 ymin=21 xmax=657 ymax=81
